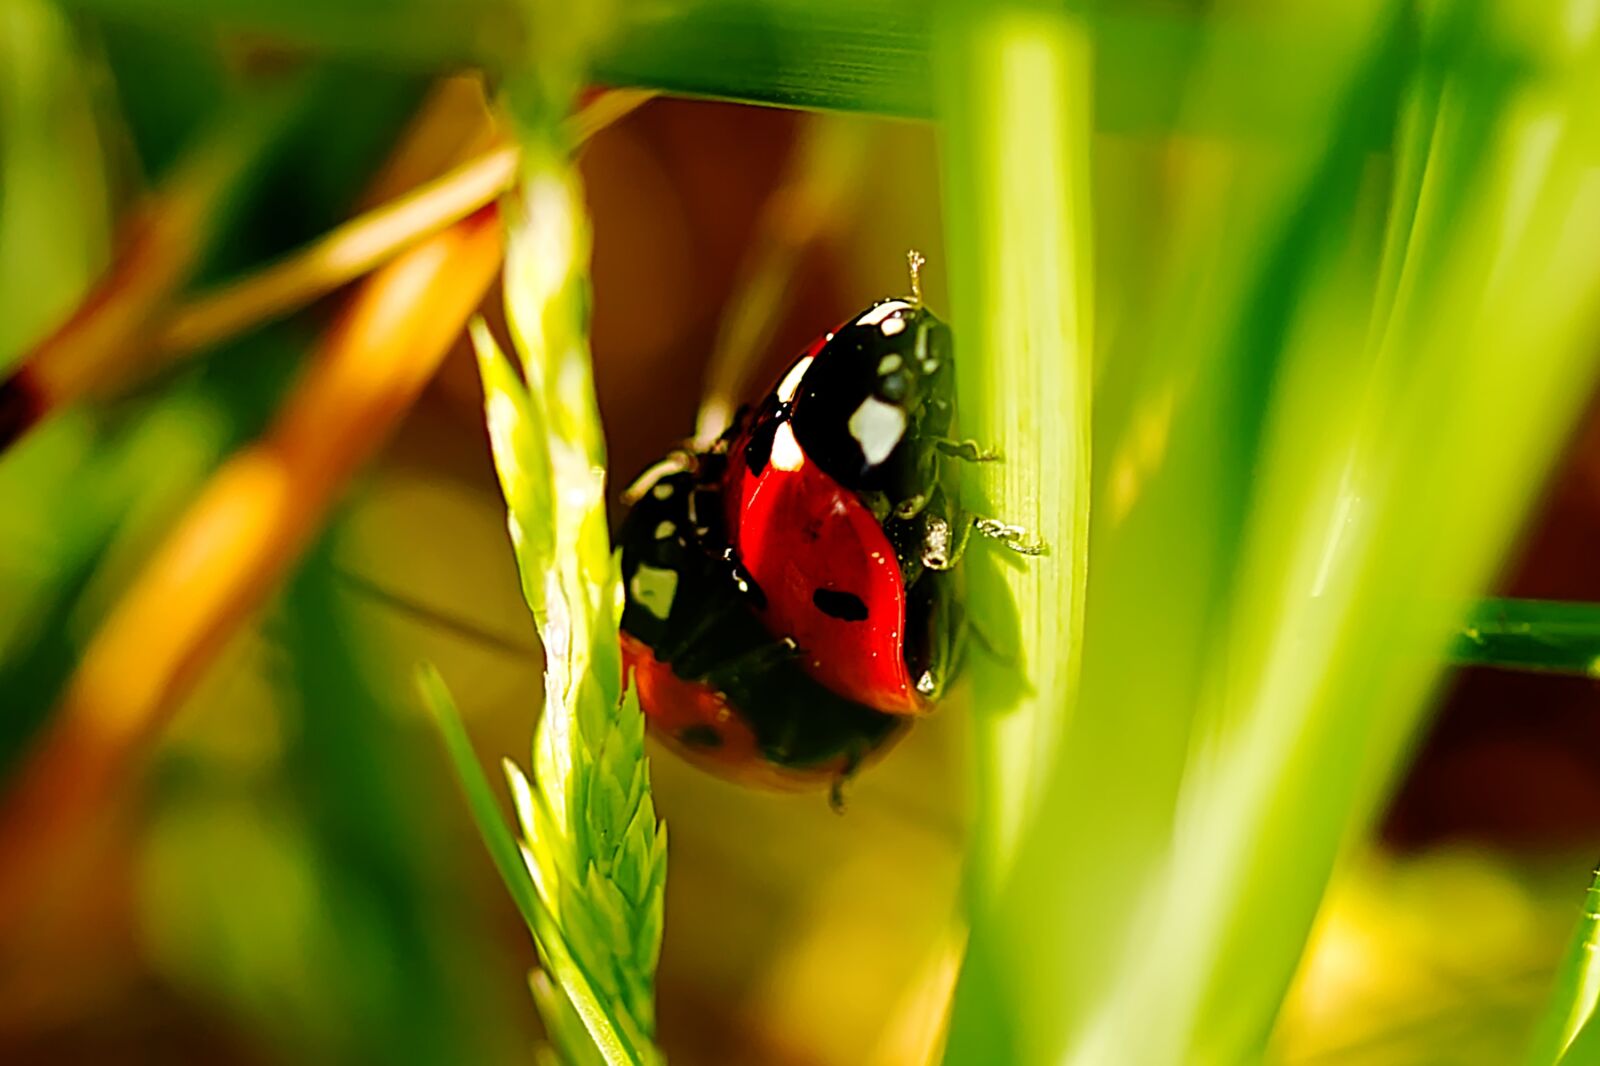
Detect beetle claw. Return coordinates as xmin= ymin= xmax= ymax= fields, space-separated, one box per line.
xmin=933 ymin=437 xmax=1001 ymax=463
xmin=893 ymin=492 xmax=929 ymax=520
xmin=973 ymin=517 xmax=1048 ymax=557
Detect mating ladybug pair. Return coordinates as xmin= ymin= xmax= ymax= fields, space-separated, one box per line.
xmin=617 ymin=255 xmax=1037 ymax=797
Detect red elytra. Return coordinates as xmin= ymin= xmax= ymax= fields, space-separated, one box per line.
xmin=621 ymin=632 xmax=867 ymax=787
xmin=722 ymin=416 xmax=927 ymax=716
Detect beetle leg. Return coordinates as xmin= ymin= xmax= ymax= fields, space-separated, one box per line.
xmin=902 ymin=565 xmax=962 ymax=702
xmin=932 ymin=437 xmax=1001 ymax=463
xmin=920 ymin=511 xmax=969 ymax=570
xmin=892 ymin=492 xmax=929 ymax=520
xmin=829 ymin=741 xmax=874 ymax=814
xmin=972 ymin=517 xmax=1049 ymax=556
xmin=924 ymin=514 xmax=1049 ymax=569
xmin=859 ymin=489 xmax=892 ymax=523
xmin=620 ymin=449 xmax=698 ymax=505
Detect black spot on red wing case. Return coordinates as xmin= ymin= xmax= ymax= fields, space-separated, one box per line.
xmin=811 ymin=587 xmax=869 ymax=622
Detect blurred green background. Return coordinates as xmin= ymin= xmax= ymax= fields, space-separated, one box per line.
xmin=3 ymin=1 xmax=1600 ymax=1063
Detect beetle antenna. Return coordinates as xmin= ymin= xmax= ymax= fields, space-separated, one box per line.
xmin=906 ymin=249 xmax=925 ymax=306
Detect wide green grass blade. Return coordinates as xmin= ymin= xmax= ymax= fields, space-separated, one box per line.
xmin=934 ymin=2 xmax=1093 ymax=1061
xmin=65 ymin=0 xmax=1404 ymax=143
xmin=1071 ymin=1 xmax=1600 ymax=1061
xmin=939 ymin=0 xmax=1600 ymax=1061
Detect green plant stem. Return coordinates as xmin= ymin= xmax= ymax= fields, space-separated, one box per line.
xmin=464 ymin=40 xmax=666 ymax=1057
xmin=1527 ymin=865 xmax=1600 ymax=1065
xmin=1451 ymin=599 xmax=1600 ymax=678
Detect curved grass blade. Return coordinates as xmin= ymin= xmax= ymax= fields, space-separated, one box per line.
xmin=1528 ymin=865 xmax=1600 ymax=1065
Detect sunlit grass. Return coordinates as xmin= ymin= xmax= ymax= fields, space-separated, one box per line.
xmin=422 ymin=83 xmax=666 ymax=1063
xmin=2 ymin=1 xmax=1600 ymax=1064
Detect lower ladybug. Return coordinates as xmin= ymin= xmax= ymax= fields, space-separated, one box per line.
xmin=617 ymin=253 xmax=1038 ymax=794
xmin=617 ymin=463 xmax=905 ymax=792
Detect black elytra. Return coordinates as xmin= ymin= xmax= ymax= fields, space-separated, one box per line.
xmin=788 ymin=300 xmax=956 ymax=497
xmin=616 ymin=463 xmax=904 ymax=778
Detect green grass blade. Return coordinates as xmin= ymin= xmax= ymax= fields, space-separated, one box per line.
xmin=597 ymin=1 xmax=1388 ymax=140
xmin=416 ymin=664 xmax=641 ymax=1066
xmin=1069 ymin=1 xmax=1600 ymax=1061
xmin=0 ymin=0 xmax=111 ymax=365
xmin=1452 ymin=599 xmax=1600 ymax=677
xmin=934 ymin=3 xmax=1094 ymax=1061
xmin=65 ymin=1 xmax=1404 ymax=144
xmin=938 ymin=0 xmax=1600 ymax=1061
xmin=415 ymin=663 xmax=563 ymax=969
xmin=1528 ymin=865 xmax=1600 ymax=1065
xmin=1562 ymin=1022 xmax=1600 ymax=1066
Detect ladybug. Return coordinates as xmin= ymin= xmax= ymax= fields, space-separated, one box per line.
xmin=721 ymin=282 xmax=971 ymax=714
xmin=617 ymin=253 xmax=1038 ymax=793
xmin=617 ymin=462 xmax=905 ymax=791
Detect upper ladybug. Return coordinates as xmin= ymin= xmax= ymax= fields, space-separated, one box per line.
xmin=721 ymin=290 xmax=970 ymax=715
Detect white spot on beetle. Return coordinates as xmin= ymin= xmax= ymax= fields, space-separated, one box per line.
xmin=880 ymin=316 xmax=906 ymax=337
xmin=776 ymin=355 xmax=814 ymax=403
xmin=652 ymin=482 xmax=673 ymax=500
xmin=771 ymin=420 xmax=805 ymax=471
xmin=654 ymin=520 xmax=676 ymax=540
xmin=856 ymin=300 xmax=911 ymax=327
xmin=877 ymin=353 xmax=903 ymax=375
xmin=628 ymin=564 xmax=678 ymax=621
xmin=848 ymin=397 xmax=907 ymax=465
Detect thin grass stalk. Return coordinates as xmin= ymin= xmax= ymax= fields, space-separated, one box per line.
xmin=1452 ymin=599 xmax=1600 ymax=677
xmin=155 ymin=89 xmax=654 ymax=362
xmin=1528 ymin=865 xmax=1600 ymax=1064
